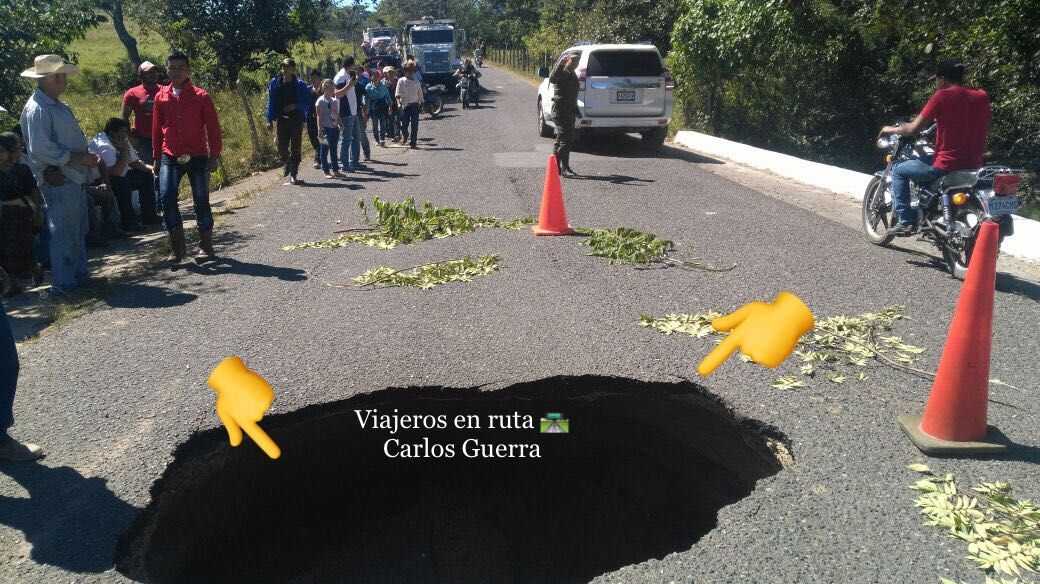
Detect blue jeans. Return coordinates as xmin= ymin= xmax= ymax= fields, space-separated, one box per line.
xmin=401 ymin=104 xmax=420 ymax=147
xmin=0 ymin=301 xmax=17 ymax=441
xmin=112 ymin=168 xmax=160 ymax=224
xmin=320 ymin=126 xmax=341 ymax=172
xmin=359 ymin=116 xmax=370 ymax=158
xmin=339 ymin=115 xmax=361 ymax=171
xmin=159 ymin=154 xmax=213 ymax=232
xmin=86 ymin=185 xmax=122 ymax=241
xmin=891 ymin=157 xmax=945 ymax=226
xmin=41 ymin=181 xmax=88 ymax=291
xmin=136 ymin=137 xmax=161 ymax=215
xmin=371 ymin=109 xmax=388 ymax=143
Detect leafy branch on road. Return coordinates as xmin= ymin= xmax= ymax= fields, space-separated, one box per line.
xmin=282 ymin=197 xmax=534 ymax=251
xmin=335 ymin=255 xmax=501 ymax=289
xmin=639 ymin=305 xmax=928 ymax=388
xmin=576 ymin=227 xmax=735 ymax=271
xmin=907 ymin=464 xmax=1039 ymax=583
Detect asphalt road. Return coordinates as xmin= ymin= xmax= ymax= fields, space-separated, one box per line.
xmin=2 ymin=65 xmax=1039 ymax=583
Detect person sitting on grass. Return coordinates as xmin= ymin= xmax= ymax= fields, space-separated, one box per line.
xmin=82 ymin=155 xmax=127 ymax=247
xmin=89 ymin=118 xmax=161 ymax=231
xmin=0 ymin=133 xmax=45 ymax=296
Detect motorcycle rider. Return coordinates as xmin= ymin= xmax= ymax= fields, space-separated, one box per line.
xmin=475 ymin=43 xmax=486 ymax=66
xmin=453 ymin=58 xmax=481 ymax=107
xmin=880 ymin=60 xmax=990 ymax=236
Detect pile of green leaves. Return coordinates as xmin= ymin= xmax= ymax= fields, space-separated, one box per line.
xmin=908 ymin=464 xmax=1039 ymax=583
xmin=640 ymin=305 xmax=926 ymax=388
xmin=352 ymin=255 xmax=500 ymax=289
xmin=283 ymin=197 xmax=533 ymax=251
xmin=578 ymin=227 xmax=675 ymax=264
xmin=577 ymin=227 xmax=732 ymax=270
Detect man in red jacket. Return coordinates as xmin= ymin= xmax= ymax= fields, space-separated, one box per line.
xmin=881 ymin=60 xmax=991 ymax=236
xmin=152 ymin=51 xmax=223 ymax=263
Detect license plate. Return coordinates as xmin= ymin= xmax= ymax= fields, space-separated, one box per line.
xmin=987 ymin=196 xmax=1019 ymax=216
xmin=616 ymin=90 xmax=636 ymax=102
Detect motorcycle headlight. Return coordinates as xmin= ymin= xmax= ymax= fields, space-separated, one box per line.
xmin=876 ymin=135 xmax=894 ymax=149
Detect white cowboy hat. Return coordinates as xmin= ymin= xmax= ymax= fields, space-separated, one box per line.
xmin=0 ymin=106 xmax=6 ymax=113
xmin=20 ymin=54 xmax=80 ymax=78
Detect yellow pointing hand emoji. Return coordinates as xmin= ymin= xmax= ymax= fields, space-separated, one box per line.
xmin=697 ymin=292 xmax=814 ymax=377
xmin=208 ymin=356 xmax=281 ymax=459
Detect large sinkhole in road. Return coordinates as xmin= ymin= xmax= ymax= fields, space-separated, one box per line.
xmin=116 ymin=376 xmax=787 ymax=583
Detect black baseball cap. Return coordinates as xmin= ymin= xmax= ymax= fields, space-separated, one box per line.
xmin=935 ymin=59 xmax=964 ymax=84
xmin=281 ymin=58 xmax=296 ymax=68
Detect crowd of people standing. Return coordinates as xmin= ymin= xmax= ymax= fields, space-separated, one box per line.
xmin=269 ymin=56 xmax=426 ymax=184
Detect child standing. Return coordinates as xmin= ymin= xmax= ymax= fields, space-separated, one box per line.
xmin=315 ymin=80 xmax=345 ymax=178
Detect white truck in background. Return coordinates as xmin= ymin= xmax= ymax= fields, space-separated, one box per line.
xmin=403 ymin=17 xmax=464 ymax=86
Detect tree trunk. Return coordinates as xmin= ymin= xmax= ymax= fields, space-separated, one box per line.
xmin=235 ymin=78 xmax=263 ymax=155
xmin=109 ymin=0 xmax=142 ymax=66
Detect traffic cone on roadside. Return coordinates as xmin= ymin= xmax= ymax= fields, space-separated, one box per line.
xmin=898 ymin=220 xmax=1007 ymax=454
xmin=532 ymin=154 xmax=575 ymax=236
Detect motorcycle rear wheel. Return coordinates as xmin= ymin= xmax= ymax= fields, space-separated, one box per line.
xmin=941 ymin=202 xmax=983 ymax=280
xmin=430 ymin=97 xmax=444 ymax=117
xmin=862 ymin=176 xmax=895 ymax=245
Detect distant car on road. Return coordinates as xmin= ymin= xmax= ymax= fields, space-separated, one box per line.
xmin=537 ymin=43 xmax=674 ymax=149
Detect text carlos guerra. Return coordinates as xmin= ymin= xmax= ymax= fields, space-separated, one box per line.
xmin=355 ymin=409 xmax=542 ymax=458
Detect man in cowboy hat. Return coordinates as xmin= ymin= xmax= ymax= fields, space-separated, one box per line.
xmin=19 ymin=55 xmax=100 ymax=294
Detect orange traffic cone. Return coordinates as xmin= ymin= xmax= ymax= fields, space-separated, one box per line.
xmin=532 ymin=154 xmax=575 ymax=236
xmin=898 ymin=220 xmax=1007 ymax=454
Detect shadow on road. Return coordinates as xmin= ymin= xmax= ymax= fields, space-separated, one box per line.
xmin=575 ymin=135 xmax=724 ymax=165
xmin=0 ymin=464 xmax=136 ymax=573
xmin=573 ymin=174 xmax=655 ymax=186
xmin=892 ymin=244 xmax=1040 ymax=301
xmin=185 ymin=257 xmax=307 ymax=281
xmin=995 ymin=272 xmax=1040 ymax=302
xmin=103 ymin=283 xmax=198 ymax=309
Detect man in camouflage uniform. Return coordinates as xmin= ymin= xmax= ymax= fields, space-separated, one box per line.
xmin=549 ymin=52 xmax=582 ymax=178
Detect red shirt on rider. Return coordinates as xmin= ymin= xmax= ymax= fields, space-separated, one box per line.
xmin=920 ymin=84 xmax=990 ymax=172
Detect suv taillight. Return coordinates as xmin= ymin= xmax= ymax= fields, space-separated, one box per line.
xmin=577 ymin=67 xmax=586 ymax=92
xmin=664 ymin=72 xmax=674 ymax=91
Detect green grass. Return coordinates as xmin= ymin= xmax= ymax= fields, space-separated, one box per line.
xmin=68 ymin=19 xmax=168 ymax=73
xmin=63 ymin=90 xmax=285 ymax=190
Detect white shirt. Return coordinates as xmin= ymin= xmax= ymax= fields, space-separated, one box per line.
xmin=396 ymin=77 xmax=423 ymax=106
xmin=333 ymin=69 xmax=358 ymax=116
xmin=88 ymin=131 xmax=140 ymax=181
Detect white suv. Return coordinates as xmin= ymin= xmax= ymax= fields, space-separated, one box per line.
xmin=537 ymin=43 xmax=674 ymax=148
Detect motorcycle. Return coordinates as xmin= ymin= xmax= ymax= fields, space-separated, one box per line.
xmin=420 ymin=83 xmax=445 ymax=118
xmin=458 ymin=73 xmax=480 ymax=109
xmin=475 ymin=54 xmax=484 ymax=68
xmin=862 ymin=122 xmax=1021 ymax=279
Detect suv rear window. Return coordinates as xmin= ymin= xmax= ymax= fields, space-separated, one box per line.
xmin=586 ymin=50 xmax=663 ymax=77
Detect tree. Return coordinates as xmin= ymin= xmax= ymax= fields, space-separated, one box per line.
xmin=101 ymin=0 xmax=142 ymax=67
xmin=0 ymin=0 xmax=105 ymax=122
